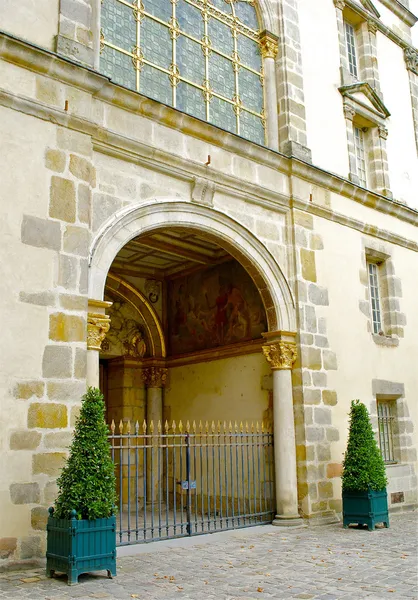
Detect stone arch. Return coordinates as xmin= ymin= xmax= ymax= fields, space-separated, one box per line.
xmin=105 ymin=273 xmax=166 ymax=358
xmin=256 ymin=0 xmax=278 ymax=34
xmin=89 ymin=200 xmax=296 ymax=333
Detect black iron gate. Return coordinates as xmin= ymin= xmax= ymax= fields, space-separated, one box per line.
xmin=109 ymin=420 xmax=275 ymax=545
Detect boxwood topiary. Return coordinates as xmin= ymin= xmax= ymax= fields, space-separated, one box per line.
xmin=54 ymin=387 xmax=116 ymax=520
xmin=342 ymin=399 xmax=388 ymax=493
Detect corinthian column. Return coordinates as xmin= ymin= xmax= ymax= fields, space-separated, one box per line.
xmin=263 ymin=331 xmax=303 ymax=526
xmin=87 ymin=299 xmax=112 ymax=388
xmin=260 ymin=30 xmax=279 ymax=151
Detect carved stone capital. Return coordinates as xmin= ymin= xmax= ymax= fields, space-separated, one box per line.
xmin=404 ymin=47 xmax=418 ymax=75
xmin=262 ymin=342 xmax=297 ymax=370
xmin=87 ymin=313 xmax=111 ymax=351
xmin=260 ymin=30 xmax=279 ymax=60
xmin=367 ymin=19 xmax=378 ymax=34
xmin=343 ymin=104 xmax=356 ymax=121
xmin=378 ymin=125 xmax=388 ymax=140
xmin=142 ymin=366 xmax=168 ymax=388
xmin=333 ymin=0 xmax=345 ymax=10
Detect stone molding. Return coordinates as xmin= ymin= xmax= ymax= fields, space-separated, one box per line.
xmin=142 ymin=367 xmax=168 ymax=388
xmin=333 ymin=0 xmax=345 ymax=9
xmin=378 ymin=125 xmax=389 ymax=140
xmin=87 ymin=312 xmax=111 ymax=350
xmin=405 ymin=48 xmax=418 ymax=75
xmin=262 ymin=342 xmax=297 ymax=370
xmin=259 ymin=30 xmax=279 ymax=60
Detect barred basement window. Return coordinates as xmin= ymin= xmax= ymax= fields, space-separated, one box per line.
xmin=344 ymin=21 xmax=358 ymax=79
xmin=100 ymin=0 xmax=266 ymax=145
xmin=354 ymin=126 xmax=367 ymax=187
xmin=367 ymin=261 xmax=382 ymax=334
xmin=377 ymin=400 xmax=396 ymax=463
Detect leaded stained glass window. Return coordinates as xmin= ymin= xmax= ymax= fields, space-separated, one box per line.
xmin=100 ymin=0 xmax=266 ymax=145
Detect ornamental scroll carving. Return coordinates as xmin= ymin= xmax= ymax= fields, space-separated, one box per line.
xmin=142 ymin=367 xmax=168 ymax=388
xmin=262 ymin=342 xmax=297 ymax=370
xmin=405 ymin=48 xmax=418 ymax=75
xmin=87 ymin=313 xmax=111 ymax=351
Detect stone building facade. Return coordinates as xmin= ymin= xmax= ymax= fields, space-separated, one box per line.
xmin=0 ymin=0 xmax=417 ymax=567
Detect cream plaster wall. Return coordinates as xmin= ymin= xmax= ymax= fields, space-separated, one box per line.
xmin=377 ymin=32 xmax=418 ymax=208
xmin=313 ymin=214 xmax=418 ymax=504
xmin=165 ymin=354 xmax=271 ymax=427
xmin=298 ymin=0 xmax=349 ymax=177
xmin=0 ymin=0 xmax=59 ymax=51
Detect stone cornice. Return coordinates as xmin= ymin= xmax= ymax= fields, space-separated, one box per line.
xmin=344 ymin=1 xmax=417 ymax=41
xmin=374 ymin=0 xmax=417 ymax=27
xmin=0 ymin=31 xmax=417 ymax=233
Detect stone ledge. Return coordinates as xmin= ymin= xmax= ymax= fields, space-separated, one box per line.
xmin=372 ymin=334 xmax=400 ymax=347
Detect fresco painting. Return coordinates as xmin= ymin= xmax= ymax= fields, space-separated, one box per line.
xmin=168 ymin=260 xmax=267 ymax=355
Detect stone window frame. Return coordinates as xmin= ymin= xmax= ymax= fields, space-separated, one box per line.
xmin=371 ymin=380 xmax=414 ymax=466
xmin=359 ymin=241 xmax=406 ymax=346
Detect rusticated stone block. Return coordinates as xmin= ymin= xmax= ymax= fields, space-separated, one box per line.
xmin=318 ymin=481 xmax=334 ymax=499
xmin=42 ymin=345 xmax=72 ymax=378
xmin=329 ymin=498 xmax=342 ymax=512
xmin=57 ymin=254 xmax=78 ymax=290
xmin=302 ymin=347 xmax=322 ymax=370
xmin=326 ymin=427 xmax=340 ymax=442
xmin=308 ymin=284 xmax=329 ymax=306
xmin=323 ymin=350 xmax=338 ymax=370
xmin=57 ymin=127 xmax=92 ymax=156
xmin=304 ymin=389 xmax=321 ymax=405
xmin=20 ymin=536 xmax=41 ymax=559
xmin=33 ymin=452 xmax=67 ymax=476
xmin=44 ymin=431 xmax=73 ymax=449
xmin=49 ymin=313 xmax=86 ymax=342
xmin=28 ymin=403 xmax=67 ymax=429
xmin=293 ymin=211 xmax=313 ymax=230
xmin=304 ymin=305 xmax=317 ymax=333
xmin=77 ymin=183 xmax=91 ymax=225
xmin=47 ymin=381 xmax=85 ymax=402
xmin=311 ymin=500 xmax=328 ymax=512
xmin=60 ymin=293 xmax=88 ymax=311
xmin=14 ymin=381 xmax=44 ymax=400
xmin=296 ymin=444 xmax=306 ymax=462
xmin=312 ymin=372 xmax=327 ymax=387
xmin=327 ymin=463 xmax=343 ymax=478
xmin=69 ymin=155 xmax=96 ymax=186
xmin=300 ymin=249 xmax=317 ymax=282
xmin=19 ymin=291 xmax=55 ymax=306
xmin=44 ymin=481 xmax=58 ymax=504
xmin=314 ymin=407 xmax=332 ymax=425
xmin=74 ymin=347 xmax=87 ymax=379
xmin=10 ymin=482 xmax=40 ymax=505
xmin=0 ymin=538 xmax=17 ymax=559
xmin=50 ymin=176 xmax=76 ymax=222
xmin=63 ymin=225 xmax=90 ymax=257
xmin=21 ymin=215 xmax=61 ymax=251
xmin=10 ymin=430 xmax=42 ymax=450
xmin=70 ymin=405 xmax=81 ymax=426
xmin=323 ymin=390 xmax=338 ymax=406
xmin=310 ymin=233 xmax=324 ymax=250
xmin=36 ymin=78 xmax=61 ymax=106
xmin=79 ymin=258 xmax=88 ymax=294
xmin=45 ymin=149 xmax=66 ymax=173
xmin=31 ymin=506 xmax=49 ymax=531
xmin=317 ymin=444 xmax=331 ymax=462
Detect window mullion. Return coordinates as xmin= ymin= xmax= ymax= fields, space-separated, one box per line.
xmin=204 ymin=4 xmax=210 ymax=122
xmin=172 ymin=1 xmax=177 ymax=108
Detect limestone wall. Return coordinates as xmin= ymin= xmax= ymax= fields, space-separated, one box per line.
xmin=0 ymin=0 xmax=59 ymax=51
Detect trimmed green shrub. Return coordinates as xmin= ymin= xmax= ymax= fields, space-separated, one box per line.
xmin=54 ymin=387 xmax=116 ymax=520
xmin=342 ymin=399 xmax=387 ymax=493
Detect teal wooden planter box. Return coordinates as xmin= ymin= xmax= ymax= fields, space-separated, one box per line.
xmin=343 ymin=489 xmax=389 ymax=531
xmin=46 ymin=508 xmax=117 ymax=585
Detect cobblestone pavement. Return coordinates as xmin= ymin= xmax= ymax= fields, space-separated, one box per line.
xmin=0 ymin=512 xmax=416 ymax=600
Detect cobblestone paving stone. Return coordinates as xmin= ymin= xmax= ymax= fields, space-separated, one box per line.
xmin=0 ymin=513 xmax=416 ymax=600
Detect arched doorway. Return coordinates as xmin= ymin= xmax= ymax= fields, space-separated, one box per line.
xmin=88 ymin=201 xmax=300 ymax=542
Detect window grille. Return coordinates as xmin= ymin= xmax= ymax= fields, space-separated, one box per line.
xmin=368 ymin=262 xmax=382 ymax=334
xmin=345 ymin=22 xmax=358 ymax=78
xmin=377 ymin=400 xmax=395 ymax=463
xmin=100 ymin=0 xmax=266 ymax=145
xmin=354 ymin=126 xmax=367 ymax=187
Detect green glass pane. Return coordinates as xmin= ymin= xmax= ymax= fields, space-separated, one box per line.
xmin=141 ymin=16 xmax=171 ymax=69
xmin=239 ymin=67 xmax=263 ymax=113
xmin=143 ymin=0 xmax=172 ymax=21
xmin=177 ymin=82 xmax=206 ymax=120
xmin=140 ymin=64 xmax=172 ymax=105
xmin=208 ymin=17 xmax=234 ymax=56
xmin=101 ymin=0 xmax=136 ymax=53
xmin=101 ymin=45 xmax=137 ymax=91
xmin=238 ymin=34 xmax=262 ymax=71
xmin=240 ymin=110 xmax=264 ymax=145
xmin=177 ymin=0 xmax=204 ymax=38
xmin=177 ymin=35 xmax=205 ymax=84
xmin=235 ymin=2 xmax=259 ymax=30
xmin=209 ymin=0 xmax=232 ymax=14
xmin=210 ymin=97 xmax=236 ymax=134
xmin=209 ymin=53 xmax=235 ymax=99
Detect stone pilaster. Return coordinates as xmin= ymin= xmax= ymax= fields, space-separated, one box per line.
xmin=357 ymin=20 xmax=381 ymax=92
xmin=405 ymin=47 xmax=418 ymax=154
xmin=276 ymin=0 xmax=312 ymax=162
xmin=368 ymin=125 xmax=392 ymax=198
xmin=57 ymin=0 xmax=100 ymax=68
xmin=343 ymin=103 xmax=360 ymax=185
xmin=260 ymin=30 xmax=279 ymax=151
xmin=262 ymin=332 xmax=303 ymax=526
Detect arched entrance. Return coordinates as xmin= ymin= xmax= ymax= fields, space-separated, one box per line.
xmin=87 ymin=201 xmax=301 ymax=543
